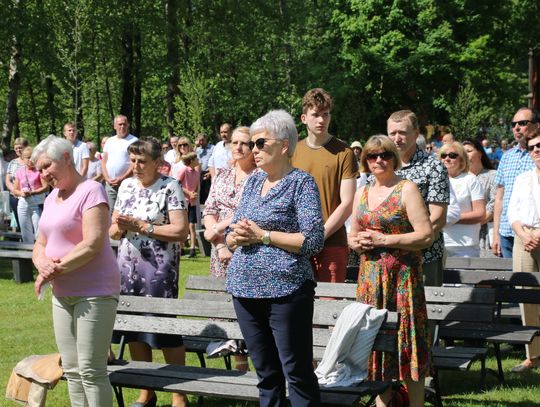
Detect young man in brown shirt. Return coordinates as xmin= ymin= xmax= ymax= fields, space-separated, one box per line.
xmin=292 ymin=88 xmax=358 ymax=282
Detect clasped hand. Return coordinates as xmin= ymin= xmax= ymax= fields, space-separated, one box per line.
xmin=348 ymin=229 xmax=387 ymax=253
xmin=34 ymin=257 xmax=62 ymax=297
xmin=115 ymin=214 xmax=144 ymax=234
xmin=229 ymin=219 xmax=263 ymax=247
xmin=523 ymin=230 xmax=540 ymax=252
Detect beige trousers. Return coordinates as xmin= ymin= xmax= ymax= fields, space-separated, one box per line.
xmin=512 ymin=234 xmax=540 ymax=359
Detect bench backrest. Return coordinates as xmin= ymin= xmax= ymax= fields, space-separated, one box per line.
xmin=184 ymin=276 xmax=357 ymax=301
xmin=425 ymin=286 xmax=496 ymax=323
xmin=115 ymin=295 xmax=399 ymax=353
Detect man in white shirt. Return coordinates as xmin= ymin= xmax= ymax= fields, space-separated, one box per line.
xmin=101 ymin=114 xmax=138 ymax=209
xmin=208 ymin=123 xmax=232 ymax=178
xmin=164 ymin=136 xmax=179 ymax=165
xmin=63 ymin=122 xmax=89 ymax=178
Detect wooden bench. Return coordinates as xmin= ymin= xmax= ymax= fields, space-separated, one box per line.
xmin=0 ymin=241 xmax=33 ymax=283
xmin=111 ymin=295 xmax=399 ymax=407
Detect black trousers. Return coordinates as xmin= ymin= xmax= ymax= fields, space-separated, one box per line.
xmin=233 ymin=281 xmax=320 ymax=407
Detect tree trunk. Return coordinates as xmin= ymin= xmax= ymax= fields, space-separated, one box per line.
xmin=132 ymin=30 xmax=142 ymax=137
xmin=27 ymin=80 xmax=41 ymax=142
xmin=74 ymin=76 xmax=84 ymax=138
xmin=1 ymin=36 xmax=22 ymax=151
xmin=45 ymin=76 xmax=56 ymax=135
xmin=120 ymin=28 xmax=134 ymax=123
xmin=165 ymin=0 xmax=181 ymax=137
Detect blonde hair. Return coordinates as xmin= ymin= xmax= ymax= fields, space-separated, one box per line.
xmin=438 ymin=141 xmax=469 ymax=173
xmin=360 ymin=135 xmax=402 ymax=173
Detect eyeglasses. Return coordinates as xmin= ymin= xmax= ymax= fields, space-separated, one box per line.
xmin=511 ymin=120 xmax=534 ymax=128
xmin=366 ymin=151 xmax=393 ymax=161
xmin=440 ymin=152 xmax=459 ymax=159
xmin=527 ymin=142 xmax=540 ymax=152
xmin=248 ymin=138 xmax=279 ymax=150
xmin=178 ymin=143 xmax=189 ymax=147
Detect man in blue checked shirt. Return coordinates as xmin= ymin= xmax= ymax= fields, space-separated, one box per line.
xmin=492 ymin=107 xmax=539 ymax=258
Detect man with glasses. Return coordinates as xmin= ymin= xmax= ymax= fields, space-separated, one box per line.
xmin=387 ymin=110 xmax=450 ymax=287
xmin=101 ymin=114 xmax=138 ymax=209
xmin=492 ymin=107 xmax=539 ymax=258
xmin=292 ymin=88 xmax=358 ymax=283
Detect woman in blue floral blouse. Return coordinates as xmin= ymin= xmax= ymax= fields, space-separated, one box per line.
xmin=225 ymin=110 xmax=324 ymax=407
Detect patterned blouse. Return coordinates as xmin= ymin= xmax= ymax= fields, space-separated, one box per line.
xmin=202 ymin=167 xmax=254 ymax=278
xmin=395 ymin=148 xmax=450 ymax=263
xmin=226 ymin=169 xmax=324 ymax=298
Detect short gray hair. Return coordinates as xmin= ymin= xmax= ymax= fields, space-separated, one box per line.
xmin=31 ymin=134 xmax=74 ymax=163
xmin=249 ymin=110 xmax=298 ymax=156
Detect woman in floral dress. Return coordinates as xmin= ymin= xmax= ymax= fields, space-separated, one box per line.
xmin=203 ymin=126 xmax=256 ymax=278
xmin=109 ymin=137 xmax=189 ymax=407
xmin=348 ymin=135 xmax=433 ymax=407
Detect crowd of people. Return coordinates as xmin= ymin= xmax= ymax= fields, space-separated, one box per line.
xmin=6 ymin=87 xmax=535 ymax=407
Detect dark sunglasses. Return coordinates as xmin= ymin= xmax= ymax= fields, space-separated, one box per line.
xmin=440 ymin=152 xmax=459 ymax=159
xmin=178 ymin=143 xmax=189 ymax=147
xmin=248 ymin=138 xmax=275 ymax=150
xmin=366 ymin=151 xmax=393 ymax=161
xmin=527 ymin=142 xmax=540 ymax=152
xmin=511 ymin=120 xmax=534 ymax=128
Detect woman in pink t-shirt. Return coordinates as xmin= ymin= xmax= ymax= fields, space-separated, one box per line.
xmin=177 ymin=152 xmax=200 ymax=258
xmin=31 ymin=135 xmax=120 ymax=407
xmin=13 ymin=146 xmax=48 ymax=243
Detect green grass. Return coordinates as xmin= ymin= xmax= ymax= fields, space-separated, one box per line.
xmin=1 ymin=257 xmax=540 ymax=406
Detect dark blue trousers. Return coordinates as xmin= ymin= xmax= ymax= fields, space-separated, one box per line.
xmin=233 ymin=282 xmax=320 ymax=407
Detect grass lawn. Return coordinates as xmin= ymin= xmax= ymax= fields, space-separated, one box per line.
xmin=1 ymin=256 xmax=540 ymax=406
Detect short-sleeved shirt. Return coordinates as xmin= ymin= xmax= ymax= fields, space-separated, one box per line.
xmin=395 ymin=148 xmax=450 ymax=263
xmin=72 ymin=139 xmax=90 ymax=176
xmin=87 ymin=159 xmax=102 ymax=180
xmin=208 ymin=141 xmax=231 ymax=170
xmin=39 ymin=180 xmax=120 ymax=297
xmin=177 ymin=166 xmax=200 ymax=205
xmin=291 ymin=137 xmax=358 ymax=247
xmin=196 ymin=144 xmax=214 ymax=172
xmin=443 ymin=173 xmax=484 ymax=248
xmin=495 ymin=146 xmax=534 ymax=237
xmin=103 ymin=134 xmax=138 ymax=178
xmin=226 ymin=169 xmax=324 ymax=298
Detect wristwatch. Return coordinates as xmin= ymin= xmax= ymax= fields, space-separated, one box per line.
xmin=261 ymin=230 xmax=271 ymax=245
xmin=146 ymin=223 xmax=155 ymax=235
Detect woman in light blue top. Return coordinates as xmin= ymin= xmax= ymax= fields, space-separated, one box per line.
xmin=226 ymin=110 xmax=324 ymax=407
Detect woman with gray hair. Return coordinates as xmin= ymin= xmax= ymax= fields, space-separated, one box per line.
xmin=225 ymin=109 xmax=324 ymax=406
xmin=31 ymin=135 xmax=120 ymax=406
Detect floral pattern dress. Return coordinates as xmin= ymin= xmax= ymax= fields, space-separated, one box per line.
xmin=202 ymin=167 xmax=254 ymax=278
xmin=114 ymin=175 xmax=186 ymax=348
xmin=355 ymin=180 xmax=430 ymax=382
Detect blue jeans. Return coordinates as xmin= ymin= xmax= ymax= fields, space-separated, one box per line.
xmin=233 ymin=282 xmax=320 ymax=407
xmin=500 ymin=234 xmax=514 ymax=259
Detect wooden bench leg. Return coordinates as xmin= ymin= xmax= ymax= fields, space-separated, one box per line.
xmin=12 ymin=259 xmax=33 ymax=283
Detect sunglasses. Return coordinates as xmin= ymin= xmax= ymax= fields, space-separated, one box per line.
xmin=527 ymin=142 xmax=540 ymax=152
xmin=366 ymin=151 xmax=393 ymax=161
xmin=248 ymin=138 xmax=279 ymax=150
xmin=511 ymin=120 xmax=534 ymax=128
xmin=440 ymin=152 xmax=459 ymax=159
xmin=178 ymin=143 xmax=189 ymax=147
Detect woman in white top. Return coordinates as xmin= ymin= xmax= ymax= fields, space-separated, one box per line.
xmin=507 ymin=131 xmax=540 ymax=373
xmin=438 ymin=141 xmax=485 ymax=257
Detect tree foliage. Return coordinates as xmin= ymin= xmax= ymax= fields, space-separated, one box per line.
xmin=0 ymin=0 xmax=539 ymax=149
